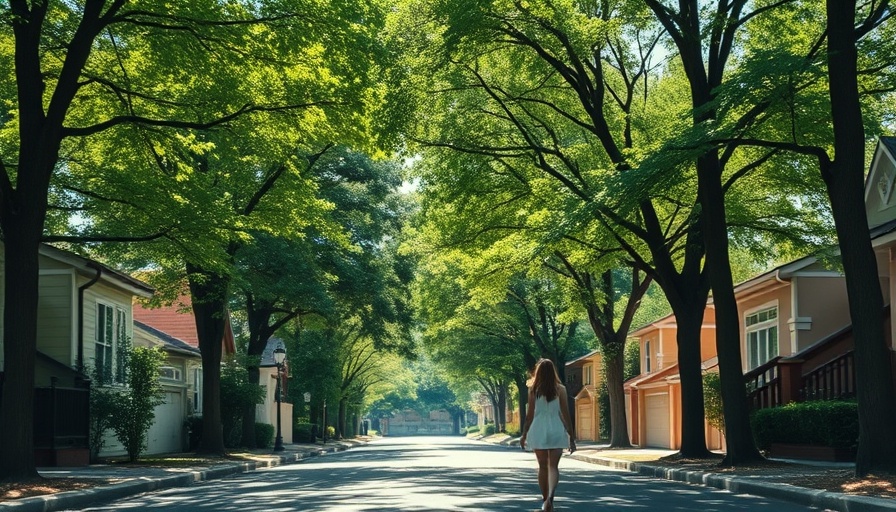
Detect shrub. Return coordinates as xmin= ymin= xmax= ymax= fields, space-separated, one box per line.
xmin=466 ymin=425 xmax=480 ymax=434
xmin=505 ymin=419 xmax=521 ymax=436
xmin=255 ymin=422 xmax=275 ymax=449
xmin=294 ymin=422 xmax=315 ymax=443
xmin=483 ymin=423 xmax=496 ymax=436
xmin=185 ymin=416 xmax=203 ymax=451
xmin=88 ymin=370 xmax=118 ymax=462
xmin=107 ymin=346 xmax=167 ymax=461
xmin=751 ymin=400 xmax=858 ymax=449
xmin=703 ymin=372 xmax=725 ymax=434
xmin=326 ymin=425 xmax=336 ymax=438
xmin=219 ymin=356 xmax=264 ymax=448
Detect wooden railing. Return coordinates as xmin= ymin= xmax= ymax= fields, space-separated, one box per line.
xmin=745 ymin=356 xmax=783 ymax=410
xmin=799 ymin=352 xmax=855 ymax=401
xmin=744 ymin=350 xmax=856 ymax=411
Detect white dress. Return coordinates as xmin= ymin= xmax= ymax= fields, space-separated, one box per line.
xmin=527 ymin=395 xmax=568 ymax=450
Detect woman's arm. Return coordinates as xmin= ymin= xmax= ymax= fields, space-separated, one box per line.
xmin=520 ymin=388 xmax=536 ymax=450
xmin=558 ymin=386 xmax=576 ymax=453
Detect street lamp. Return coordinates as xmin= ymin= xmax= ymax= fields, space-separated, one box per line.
xmin=273 ymin=346 xmax=287 ymax=452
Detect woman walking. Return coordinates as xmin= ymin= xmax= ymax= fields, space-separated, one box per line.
xmin=520 ymin=358 xmax=576 ymax=511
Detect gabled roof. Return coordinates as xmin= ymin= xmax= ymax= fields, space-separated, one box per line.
xmin=134 ymin=298 xmax=199 ymax=348
xmin=624 ymin=363 xmax=680 ymax=389
xmin=134 ymin=320 xmax=201 ymax=357
xmin=134 ymin=295 xmax=235 ymax=354
xmin=37 ymin=244 xmax=154 ymax=298
xmin=882 ymin=136 xmax=896 ymax=157
xmin=566 ymin=349 xmax=600 ymax=367
xmin=575 ymin=384 xmax=596 ymax=400
xmin=260 ymin=337 xmax=287 ymax=368
xmin=628 ymin=311 xmax=682 ymax=337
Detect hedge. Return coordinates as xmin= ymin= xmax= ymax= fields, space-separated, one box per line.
xmin=751 ymin=400 xmax=858 ymax=449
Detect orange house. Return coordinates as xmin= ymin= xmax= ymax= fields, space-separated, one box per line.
xmin=566 ymin=350 xmax=602 ymax=441
xmin=625 ymin=136 xmax=896 ymax=452
xmin=624 ymin=307 xmax=719 ymax=449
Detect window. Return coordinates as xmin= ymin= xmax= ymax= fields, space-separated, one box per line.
xmin=95 ymin=304 xmax=129 ymax=385
xmin=583 ymin=364 xmax=592 ymax=385
xmin=160 ymin=366 xmax=182 ymax=382
xmin=644 ymin=340 xmax=651 ymax=373
xmin=746 ymin=306 xmax=779 ymax=369
xmin=193 ymin=367 xmax=204 ymax=414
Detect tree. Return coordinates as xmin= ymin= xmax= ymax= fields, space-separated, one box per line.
xmin=0 ymin=0 xmax=347 ymax=479
xmin=59 ymin=0 xmax=396 ymax=454
xmin=397 ymin=0 xmax=718 ymax=458
xmin=715 ymin=0 xmax=896 ymax=474
xmin=107 ymin=346 xmax=166 ymax=462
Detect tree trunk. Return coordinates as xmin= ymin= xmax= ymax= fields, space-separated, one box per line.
xmin=698 ymin=153 xmax=763 ymax=465
xmin=188 ymin=266 xmax=229 ymax=455
xmin=0 ymin=112 xmax=58 ymax=479
xmin=495 ymin=383 xmax=505 ymax=432
xmin=338 ymin=399 xmax=347 ymax=439
xmin=604 ymin=347 xmax=632 ymax=447
xmin=669 ymin=298 xmax=711 ymax=458
xmin=0 ymin=223 xmax=43 ymax=481
xmin=826 ymin=0 xmax=896 ymax=476
xmin=240 ymin=300 xmax=275 ymax=449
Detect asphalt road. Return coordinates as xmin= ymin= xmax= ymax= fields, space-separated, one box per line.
xmin=75 ymin=436 xmax=831 ymax=511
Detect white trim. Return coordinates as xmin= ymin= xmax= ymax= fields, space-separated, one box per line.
xmin=744 ymin=301 xmax=780 ymax=370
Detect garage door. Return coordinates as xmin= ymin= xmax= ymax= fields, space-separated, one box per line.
xmin=576 ymin=402 xmax=593 ymax=441
xmin=645 ymin=393 xmax=671 ymax=448
xmin=147 ymin=390 xmax=184 ymax=455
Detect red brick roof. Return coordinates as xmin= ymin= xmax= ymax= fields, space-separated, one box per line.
xmin=133 ymin=298 xmax=200 ymax=348
xmin=133 ymin=296 xmax=236 ymax=354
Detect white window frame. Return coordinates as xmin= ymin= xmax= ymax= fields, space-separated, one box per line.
xmin=160 ymin=365 xmax=183 ymax=382
xmin=193 ymin=367 xmax=204 ymax=414
xmin=583 ymin=364 xmax=592 ymax=385
xmin=644 ymin=340 xmax=651 ymax=373
xmin=95 ymin=303 xmax=116 ymax=385
xmin=745 ymin=304 xmax=779 ymax=370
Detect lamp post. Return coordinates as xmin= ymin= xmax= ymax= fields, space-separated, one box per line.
xmin=273 ymin=346 xmax=286 ymax=452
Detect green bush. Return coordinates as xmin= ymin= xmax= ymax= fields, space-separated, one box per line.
xmin=219 ymin=356 xmax=264 ymax=448
xmin=107 ymin=346 xmax=167 ymax=461
xmin=326 ymin=425 xmax=336 ymax=438
xmin=185 ymin=416 xmax=203 ymax=451
xmin=294 ymin=422 xmax=315 ymax=443
xmin=466 ymin=425 xmax=480 ymax=434
xmin=255 ymin=422 xmax=275 ymax=449
xmin=483 ymin=423 xmax=496 ymax=436
xmin=703 ymin=372 xmax=725 ymax=434
xmin=751 ymin=400 xmax=858 ymax=449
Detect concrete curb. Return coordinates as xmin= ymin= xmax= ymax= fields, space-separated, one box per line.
xmin=0 ymin=442 xmax=357 ymax=512
xmin=566 ymin=452 xmax=896 ymax=512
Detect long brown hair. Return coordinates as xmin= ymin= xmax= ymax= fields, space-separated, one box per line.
xmin=529 ymin=358 xmax=561 ymax=401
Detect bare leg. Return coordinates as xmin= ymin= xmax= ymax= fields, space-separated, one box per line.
xmin=534 ymin=449 xmax=549 ymax=504
xmin=545 ymin=448 xmax=563 ymax=509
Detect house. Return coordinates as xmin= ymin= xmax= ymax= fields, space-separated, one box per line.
xmin=135 ymin=300 xmax=295 ymax=448
xmin=133 ymin=295 xmax=236 ymax=420
xmin=256 ymin=337 xmax=292 ymax=445
xmin=381 ymin=408 xmax=455 ymax=435
xmin=2 ymin=244 xmax=155 ymax=466
xmin=624 ymin=136 xmax=896 ymax=452
xmin=566 ymin=350 xmax=602 ymax=441
xmin=131 ymin=320 xmax=202 ymax=455
xmin=624 ymin=307 xmax=720 ymax=449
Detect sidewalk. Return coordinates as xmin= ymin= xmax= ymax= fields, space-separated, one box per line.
xmin=476 ymin=433 xmax=896 ymax=512
xmin=0 ymin=438 xmax=370 ymax=512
